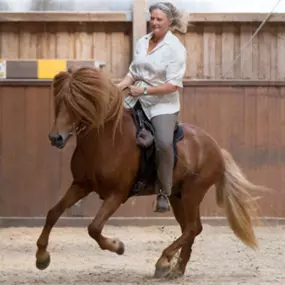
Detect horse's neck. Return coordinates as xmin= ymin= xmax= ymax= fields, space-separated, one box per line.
xmin=72 ymin=110 xmax=137 ymax=182
xmin=71 ymin=108 xmax=141 ymax=199
xmin=76 ymin=125 xmax=116 ymax=152
xmin=76 ymin=109 xmax=135 ymax=155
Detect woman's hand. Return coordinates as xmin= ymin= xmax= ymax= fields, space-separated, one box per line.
xmin=116 ymin=74 xmax=135 ymax=91
xmin=129 ymin=85 xmax=144 ymax=97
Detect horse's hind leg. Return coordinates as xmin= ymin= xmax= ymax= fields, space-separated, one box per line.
xmin=35 ymin=182 xmax=89 ymax=270
xmin=154 ymin=179 xmax=208 ymax=278
xmin=155 ymin=195 xmax=201 ymax=279
xmin=170 ymin=208 xmax=202 ymax=278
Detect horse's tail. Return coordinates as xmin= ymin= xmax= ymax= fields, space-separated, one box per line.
xmin=215 ymin=148 xmax=268 ymax=249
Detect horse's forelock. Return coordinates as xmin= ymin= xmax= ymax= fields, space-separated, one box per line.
xmin=52 ymin=67 xmax=124 ymax=137
xmin=52 ymin=71 xmax=72 ymax=115
xmin=52 ymin=67 xmax=111 ymax=127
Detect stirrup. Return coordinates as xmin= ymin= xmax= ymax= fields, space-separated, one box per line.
xmin=154 ymin=193 xmax=170 ymax=213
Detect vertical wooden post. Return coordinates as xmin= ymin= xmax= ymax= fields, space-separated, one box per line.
xmin=132 ymin=0 xmax=147 ymax=58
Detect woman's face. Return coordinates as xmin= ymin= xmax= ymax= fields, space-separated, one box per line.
xmin=149 ymin=8 xmax=172 ymax=38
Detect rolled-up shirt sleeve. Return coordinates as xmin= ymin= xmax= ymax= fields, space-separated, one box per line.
xmin=127 ymin=58 xmax=136 ymax=80
xmin=165 ymin=47 xmax=186 ymax=88
xmin=127 ymin=68 xmax=135 ymax=81
xmin=127 ymin=62 xmax=136 ymax=81
xmin=127 ymin=39 xmax=142 ymax=81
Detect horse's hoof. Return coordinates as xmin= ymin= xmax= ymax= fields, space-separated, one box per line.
xmin=116 ymin=241 xmax=125 ymax=255
xmin=166 ymin=268 xmax=184 ymax=280
xmin=36 ymin=253 xmax=51 ymax=270
xmin=153 ymin=265 xmax=171 ymax=279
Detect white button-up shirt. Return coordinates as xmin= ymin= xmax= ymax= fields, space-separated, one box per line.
xmin=124 ymin=30 xmax=186 ymax=120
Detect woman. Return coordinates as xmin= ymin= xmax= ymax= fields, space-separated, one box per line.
xmin=117 ymin=2 xmax=188 ymax=213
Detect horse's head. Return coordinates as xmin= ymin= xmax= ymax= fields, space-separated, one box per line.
xmin=48 ymin=95 xmax=75 ymax=149
xmin=48 ymin=67 xmax=123 ymax=149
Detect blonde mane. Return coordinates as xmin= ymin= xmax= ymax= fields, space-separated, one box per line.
xmin=52 ymin=66 xmax=124 ymax=137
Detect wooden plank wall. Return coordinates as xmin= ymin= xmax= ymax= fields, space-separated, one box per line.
xmin=181 ymin=84 xmax=285 ymax=218
xmin=0 ymin=84 xmax=284 ymax=218
xmin=0 ymin=22 xmax=132 ymax=78
xmin=1 ymin=12 xmax=285 ymax=219
xmin=1 ymin=21 xmax=285 ymax=80
xmin=178 ymin=23 xmax=285 ymax=80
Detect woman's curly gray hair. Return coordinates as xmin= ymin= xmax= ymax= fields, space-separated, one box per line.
xmin=149 ymin=2 xmax=189 ymax=33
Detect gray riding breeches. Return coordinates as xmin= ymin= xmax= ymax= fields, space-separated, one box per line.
xmin=151 ymin=112 xmax=178 ymax=196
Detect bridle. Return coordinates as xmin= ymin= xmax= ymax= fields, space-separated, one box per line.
xmin=68 ymin=123 xmax=88 ymax=137
xmin=75 ymin=124 xmax=87 ymax=135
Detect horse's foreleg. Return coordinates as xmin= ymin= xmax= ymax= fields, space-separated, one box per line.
xmin=87 ymin=194 xmax=125 ymax=255
xmin=35 ymin=183 xmax=89 ymax=270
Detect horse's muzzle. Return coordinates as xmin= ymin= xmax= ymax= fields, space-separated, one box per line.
xmin=48 ymin=132 xmax=70 ymax=149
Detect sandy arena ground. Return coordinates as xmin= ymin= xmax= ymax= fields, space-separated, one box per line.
xmin=1 ymin=224 xmax=285 ymax=285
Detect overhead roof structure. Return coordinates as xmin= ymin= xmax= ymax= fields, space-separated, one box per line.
xmin=0 ymin=0 xmax=285 ymax=13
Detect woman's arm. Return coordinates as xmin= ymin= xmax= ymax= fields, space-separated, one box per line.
xmin=129 ymin=46 xmax=186 ymax=97
xmin=146 ymin=83 xmax=178 ymax=95
xmin=117 ymin=40 xmax=141 ymax=91
xmin=129 ymin=82 xmax=178 ymax=97
xmin=116 ymin=74 xmax=135 ymax=91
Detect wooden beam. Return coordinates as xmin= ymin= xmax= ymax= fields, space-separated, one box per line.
xmin=0 ymin=11 xmax=131 ymax=22
xmin=188 ymin=13 xmax=285 ymax=23
xmin=183 ymin=79 xmax=285 ymax=87
xmin=132 ymin=0 xmax=147 ymax=57
xmin=2 ymin=79 xmax=285 ymax=87
xmin=0 ymin=216 xmax=284 ymax=227
xmin=1 ymin=12 xmax=285 ymax=23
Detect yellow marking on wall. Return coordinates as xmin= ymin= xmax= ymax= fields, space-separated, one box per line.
xmin=37 ymin=60 xmax=66 ymax=79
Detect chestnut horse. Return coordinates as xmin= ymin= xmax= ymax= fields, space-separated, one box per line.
xmin=35 ymin=66 xmax=265 ymax=279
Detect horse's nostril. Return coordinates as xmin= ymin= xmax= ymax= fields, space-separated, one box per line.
xmin=49 ymin=133 xmax=63 ymax=145
xmin=55 ymin=134 xmax=63 ymax=143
